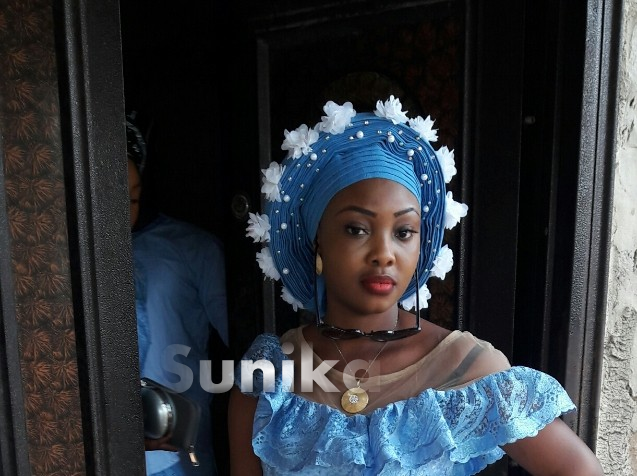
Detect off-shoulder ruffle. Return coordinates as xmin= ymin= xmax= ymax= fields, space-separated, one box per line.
xmin=235 ymin=334 xmax=576 ymax=476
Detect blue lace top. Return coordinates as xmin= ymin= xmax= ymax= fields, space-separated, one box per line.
xmin=235 ymin=331 xmax=576 ymax=476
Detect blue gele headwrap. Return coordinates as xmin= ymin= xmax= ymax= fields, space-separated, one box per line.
xmin=247 ymin=97 xmax=467 ymax=314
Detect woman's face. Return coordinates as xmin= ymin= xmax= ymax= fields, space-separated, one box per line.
xmin=316 ymin=178 xmax=421 ymax=317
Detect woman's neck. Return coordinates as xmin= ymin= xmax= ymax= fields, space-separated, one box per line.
xmin=321 ymin=309 xmax=399 ymax=334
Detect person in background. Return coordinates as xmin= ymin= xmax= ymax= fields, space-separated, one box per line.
xmin=127 ymin=114 xmax=229 ymax=476
xmin=227 ymin=97 xmax=603 ymax=475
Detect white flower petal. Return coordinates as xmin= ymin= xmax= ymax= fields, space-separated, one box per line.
xmin=431 ymin=245 xmax=453 ymax=280
xmin=444 ymin=191 xmax=469 ymax=229
xmin=256 ymin=247 xmax=280 ymax=280
xmin=281 ymin=287 xmax=304 ymax=312
xmin=318 ymin=101 xmax=357 ymax=134
xmin=409 ymin=115 xmax=438 ymax=142
xmin=261 ymin=162 xmax=285 ymax=202
xmin=246 ymin=212 xmax=271 ymax=243
xmin=281 ymin=124 xmax=319 ymax=159
xmin=435 ymin=146 xmax=457 ymax=183
xmin=374 ymin=95 xmax=409 ymax=124
xmin=400 ymin=283 xmax=431 ymax=311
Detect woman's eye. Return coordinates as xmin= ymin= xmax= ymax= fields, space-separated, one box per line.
xmin=396 ymin=228 xmax=417 ymax=240
xmin=346 ymin=225 xmax=367 ymax=236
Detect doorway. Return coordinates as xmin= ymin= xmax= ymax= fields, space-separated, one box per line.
xmin=118 ymin=1 xmax=601 ymax=474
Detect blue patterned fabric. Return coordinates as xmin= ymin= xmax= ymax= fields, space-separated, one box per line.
xmin=236 ymin=334 xmax=576 ymax=476
xmin=264 ymin=111 xmax=447 ymax=314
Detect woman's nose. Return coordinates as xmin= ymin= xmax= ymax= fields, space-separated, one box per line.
xmin=369 ymin=234 xmax=395 ymax=266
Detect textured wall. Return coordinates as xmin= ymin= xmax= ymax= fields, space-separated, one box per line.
xmin=598 ymin=0 xmax=637 ymax=473
xmin=0 ymin=1 xmax=86 ymax=475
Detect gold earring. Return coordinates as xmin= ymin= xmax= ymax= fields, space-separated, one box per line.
xmin=315 ymin=254 xmax=323 ymax=275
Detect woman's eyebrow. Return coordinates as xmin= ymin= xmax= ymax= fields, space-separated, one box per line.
xmin=336 ymin=205 xmax=375 ymax=217
xmin=336 ymin=206 xmax=419 ymax=217
xmin=395 ymin=207 xmax=418 ymax=217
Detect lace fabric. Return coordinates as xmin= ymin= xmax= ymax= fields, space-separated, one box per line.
xmin=235 ymin=333 xmax=576 ymax=476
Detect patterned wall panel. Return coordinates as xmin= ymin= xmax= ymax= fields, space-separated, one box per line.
xmin=0 ymin=0 xmax=86 ymax=474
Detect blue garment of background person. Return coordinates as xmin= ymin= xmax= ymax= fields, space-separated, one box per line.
xmin=134 ymin=212 xmax=229 ymax=476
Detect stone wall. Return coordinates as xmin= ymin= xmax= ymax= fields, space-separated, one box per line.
xmin=598 ymin=0 xmax=637 ymax=473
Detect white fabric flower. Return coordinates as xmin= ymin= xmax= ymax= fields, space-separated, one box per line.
xmin=436 ymin=146 xmax=457 ymax=183
xmin=431 ymin=245 xmax=453 ymax=280
xmin=281 ymin=287 xmax=304 ymax=312
xmin=281 ymin=124 xmax=319 ymax=159
xmin=409 ymin=115 xmax=438 ymax=142
xmin=444 ymin=191 xmax=469 ymax=229
xmin=374 ymin=95 xmax=409 ymax=124
xmin=400 ymin=283 xmax=431 ymax=311
xmin=317 ymin=101 xmax=356 ymax=134
xmin=246 ymin=212 xmax=271 ymax=243
xmin=261 ymin=161 xmax=285 ymax=202
xmin=256 ymin=247 xmax=280 ymax=280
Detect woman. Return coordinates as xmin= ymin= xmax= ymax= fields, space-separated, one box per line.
xmin=228 ymin=97 xmax=603 ymax=475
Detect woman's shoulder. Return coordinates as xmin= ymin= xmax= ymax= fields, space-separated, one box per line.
xmin=234 ymin=333 xmax=287 ymax=396
xmin=429 ymin=328 xmax=511 ymax=388
xmin=238 ymin=326 xmax=309 ymax=362
xmin=240 ymin=332 xmax=284 ymax=360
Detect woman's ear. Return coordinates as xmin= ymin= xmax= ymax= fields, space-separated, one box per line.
xmin=314 ymin=239 xmax=322 ymax=275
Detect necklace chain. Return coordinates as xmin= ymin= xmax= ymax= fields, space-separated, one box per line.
xmin=331 ymin=339 xmax=389 ymax=385
xmin=329 ymin=313 xmax=398 ymax=385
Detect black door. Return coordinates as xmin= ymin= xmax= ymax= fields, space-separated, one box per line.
xmin=119 ymin=1 xmax=594 ymax=475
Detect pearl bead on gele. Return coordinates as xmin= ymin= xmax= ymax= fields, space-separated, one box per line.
xmin=388 ymin=135 xmax=395 ymax=143
xmin=280 ymin=223 xmax=287 ymax=230
xmin=407 ymin=149 xmax=415 ymax=157
xmin=283 ymin=195 xmax=290 ymax=202
xmin=310 ymin=153 xmax=317 ymax=160
xmin=356 ymin=130 xmax=364 ymax=139
xmin=282 ymin=268 xmax=289 ymax=274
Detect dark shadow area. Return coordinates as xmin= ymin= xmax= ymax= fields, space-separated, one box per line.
xmin=120 ymin=3 xmax=236 ymax=474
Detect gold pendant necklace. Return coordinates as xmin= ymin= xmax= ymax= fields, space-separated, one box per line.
xmin=330 ymin=315 xmax=397 ymax=414
xmin=333 ymin=340 xmax=388 ymax=413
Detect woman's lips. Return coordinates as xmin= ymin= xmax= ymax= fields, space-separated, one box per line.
xmin=361 ymin=276 xmax=396 ymax=295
